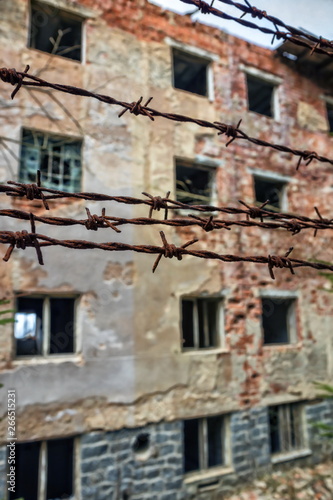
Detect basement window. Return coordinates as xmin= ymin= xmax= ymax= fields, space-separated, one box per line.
xmin=183 ymin=415 xmax=227 ymax=473
xmin=29 ymin=0 xmax=83 ymax=61
xmin=9 ymin=437 xmax=75 ymax=500
xmin=326 ymin=102 xmax=333 ymax=133
xmin=20 ymin=129 xmax=82 ymax=192
xmin=269 ymin=403 xmax=305 ymax=455
xmin=175 ymin=159 xmax=215 ymax=205
xmin=261 ymin=297 xmax=297 ymax=345
xmin=253 ymin=174 xmax=287 ymax=212
xmin=181 ymin=297 xmax=223 ymax=350
xmin=14 ymin=296 xmax=77 ymax=357
xmin=172 ymin=48 xmax=210 ymax=97
xmin=246 ymin=74 xmax=276 ymax=117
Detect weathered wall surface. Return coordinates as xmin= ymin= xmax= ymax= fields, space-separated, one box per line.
xmin=0 ymin=0 xmax=332 ymax=467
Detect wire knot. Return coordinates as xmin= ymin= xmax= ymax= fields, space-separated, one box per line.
xmin=197 ymin=0 xmax=210 ymax=14
xmin=215 ymin=119 xmax=242 ymax=146
xmin=84 ymin=208 xmax=121 ymax=233
xmin=296 ymin=150 xmax=320 ymax=170
xmin=288 ymin=219 xmax=302 ymax=235
xmin=0 ymin=65 xmax=30 ymax=99
xmin=267 ymin=247 xmax=294 ymax=279
xmin=240 ymin=2 xmax=267 ymax=20
xmin=3 ymin=213 xmax=44 ymax=265
xmin=7 ymin=171 xmax=49 ymax=209
xmin=152 ymin=231 xmax=198 ymax=273
xmin=118 ymin=97 xmax=154 ymax=121
xmin=239 ymin=200 xmax=270 ymax=222
xmin=142 ymin=191 xmax=170 ymax=219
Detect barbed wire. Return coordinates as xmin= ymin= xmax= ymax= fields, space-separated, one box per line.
xmin=182 ymin=0 xmax=333 ymax=55
xmin=0 ymin=67 xmax=332 ymax=170
xmin=1 ymin=217 xmax=333 ymax=279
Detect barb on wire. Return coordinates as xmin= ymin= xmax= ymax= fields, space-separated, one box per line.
xmin=152 ymin=231 xmax=198 ymax=272
xmin=268 ymin=247 xmax=294 ymax=279
xmin=3 ymin=213 xmax=44 ymax=265
xmin=0 ymin=67 xmax=332 ymax=170
xmin=7 ymin=170 xmax=49 ymax=209
xmin=142 ymin=191 xmax=170 ymax=219
xmin=85 ymin=207 xmax=121 ymax=233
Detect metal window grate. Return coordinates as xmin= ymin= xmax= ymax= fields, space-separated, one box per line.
xmin=181 ymin=297 xmax=222 ymax=350
xmin=269 ymin=403 xmax=304 ymax=454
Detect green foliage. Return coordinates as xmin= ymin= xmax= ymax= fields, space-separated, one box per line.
xmin=0 ymin=299 xmax=15 ymax=325
xmin=313 ymin=381 xmax=333 ymax=440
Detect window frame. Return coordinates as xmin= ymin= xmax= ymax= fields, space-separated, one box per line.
xmin=174 ymin=157 xmax=218 ymax=207
xmin=251 ymin=169 xmax=291 ymax=213
xmin=180 ymin=295 xmax=225 ymax=352
xmin=183 ymin=415 xmax=230 ymax=477
xmin=19 ymin=127 xmax=83 ymax=193
xmin=28 ymin=0 xmax=85 ymax=62
xmin=268 ymin=403 xmax=309 ymax=462
xmin=14 ymin=294 xmax=79 ymax=359
xmin=6 ymin=436 xmax=77 ymax=500
xmin=260 ymin=291 xmax=298 ymax=346
xmin=241 ymin=65 xmax=282 ymax=120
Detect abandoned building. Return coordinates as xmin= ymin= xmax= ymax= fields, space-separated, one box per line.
xmin=0 ymin=0 xmax=333 ymax=498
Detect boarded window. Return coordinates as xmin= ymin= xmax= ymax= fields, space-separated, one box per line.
xmin=14 ymin=296 xmax=76 ymax=357
xmin=181 ymin=297 xmax=222 ymax=350
xmin=173 ymin=49 xmax=210 ymax=96
xmin=20 ymin=129 xmax=82 ymax=192
xmin=29 ymin=1 xmax=83 ymax=61
xmin=269 ymin=404 xmax=304 ymax=454
xmin=246 ymin=74 xmax=276 ymax=117
xmin=254 ymin=175 xmax=286 ymax=211
xmin=261 ymin=298 xmax=296 ymax=344
xmin=9 ymin=438 xmax=74 ymax=500
xmin=326 ymin=102 xmax=333 ymax=132
xmin=176 ymin=160 xmax=214 ymax=205
xmin=183 ymin=416 xmax=225 ymax=473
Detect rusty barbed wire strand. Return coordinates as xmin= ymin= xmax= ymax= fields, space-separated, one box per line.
xmin=1 ymin=227 xmax=333 ymax=279
xmin=0 ymin=67 xmax=332 ymax=170
xmin=183 ymin=0 xmax=333 ymax=54
xmin=1 ymin=177 xmax=333 ymax=234
xmin=0 ymin=207 xmax=332 ymax=236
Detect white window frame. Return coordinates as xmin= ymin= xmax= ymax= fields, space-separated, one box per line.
xmin=249 ymin=168 xmax=292 ymax=212
xmin=240 ymin=64 xmax=282 ymax=121
xmin=6 ymin=437 xmax=78 ymax=500
xmin=181 ymin=294 xmax=225 ymax=351
xmin=166 ymin=37 xmax=217 ymax=101
xmin=14 ymin=294 xmax=79 ymax=359
xmin=260 ymin=290 xmax=298 ymax=345
xmin=321 ymin=95 xmax=333 ymax=133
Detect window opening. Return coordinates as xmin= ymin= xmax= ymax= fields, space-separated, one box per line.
xmin=176 ymin=160 xmax=214 ymax=205
xmin=173 ymin=49 xmax=210 ymax=96
xmin=254 ymin=176 xmax=286 ymax=212
xmin=269 ymin=404 xmax=304 ymax=454
xmin=261 ymin=297 xmax=296 ymax=344
xmin=246 ymin=74 xmax=275 ymax=117
xmin=181 ymin=297 xmax=221 ymax=350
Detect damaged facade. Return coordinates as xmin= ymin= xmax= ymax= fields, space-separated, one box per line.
xmin=0 ymin=0 xmax=333 ymax=498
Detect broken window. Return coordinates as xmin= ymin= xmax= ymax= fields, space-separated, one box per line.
xmin=246 ymin=74 xmax=276 ymax=117
xmin=253 ymin=175 xmax=287 ymax=212
xmin=326 ymin=102 xmax=333 ymax=132
xmin=172 ymin=49 xmax=210 ymax=96
xmin=14 ymin=296 xmax=76 ymax=357
xmin=261 ymin=297 xmax=296 ymax=344
xmin=29 ymin=0 xmax=83 ymax=61
xmin=20 ymin=129 xmax=82 ymax=192
xmin=176 ymin=160 xmax=215 ymax=205
xmin=9 ymin=438 xmax=74 ymax=500
xmin=181 ymin=297 xmax=222 ymax=350
xmin=183 ymin=415 xmax=225 ymax=473
xmin=269 ymin=404 xmax=304 ymax=455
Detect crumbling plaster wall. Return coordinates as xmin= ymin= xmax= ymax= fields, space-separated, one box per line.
xmin=0 ymin=0 xmax=332 ymax=442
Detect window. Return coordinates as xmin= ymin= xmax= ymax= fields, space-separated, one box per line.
xmin=181 ymin=297 xmax=223 ymax=350
xmin=172 ymin=48 xmax=210 ymax=96
xmin=14 ymin=296 xmax=76 ymax=357
xmin=183 ymin=415 xmax=226 ymax=473
xmin=20 ymin=129 xmax=82 ymax=192
xmin=9 ymin=437 xmax=74 ymax=500
xmin=326 ymin=102 xmax=333 ymax=133
xmin=261 ymin=297 xmax=297 ymax=344
xmin=253 ymin=174 xmax=287 ymax=212
xmin=246 ymin=74 xmax=276 ymax=117
xmin=269 ymin=404 xmax=304 ymax=455
xmin=29 ymin=0 xmax=83 ymax=61
xmin=175 ymin=159 xmax=215 ymax=205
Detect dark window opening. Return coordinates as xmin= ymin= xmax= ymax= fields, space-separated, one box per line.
xmin=183 ymin=416 xmax=225 ymax=474
xmin=181 ymin=297 xmax=220 ymax=350
xmin=254 ymin=176 xmax=286 ymax=212
xmin=176 ymin=160 xmax=214 ymax=205
xmin=9 ymin=441 xmax=40 ymax=500
xmin=269 ymin=404 xmax=304 ymax=454
xmin=30 ymin=1 xmax=83 ymax=61
xmin=246 ymin=74 xmax=275 ymax=117
xmin=20 ymin=129 xmax=82 ymax=192
xmin=261 ymin=298 xmax=295 ymax=344
xmin=132 ymin=433 xmax=150 ymax=454
xmin=14 ymin=296 xmax=76 ymax=357
xmin=47 ymin=438 xmax=74 ymax=499
xmin=326 ymin=102 xmax=333 ymax=133
xmin=173 ymin=49 xmax=209 ymax=96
